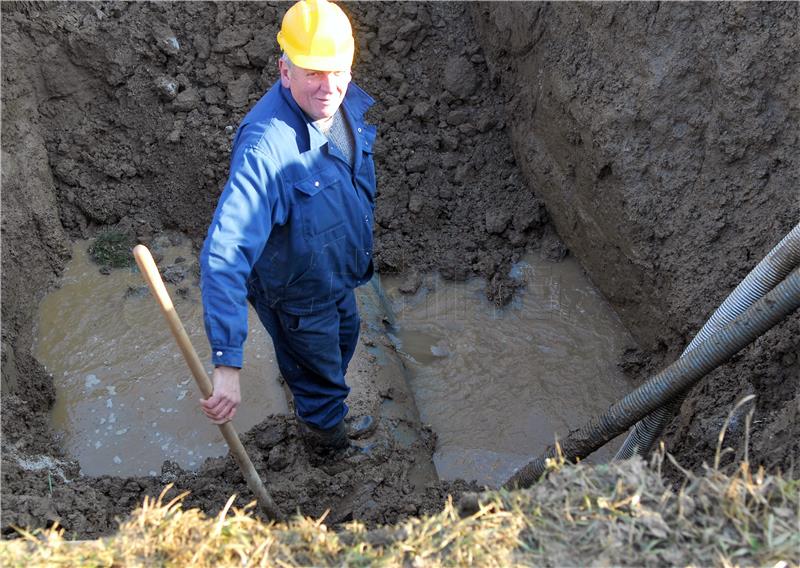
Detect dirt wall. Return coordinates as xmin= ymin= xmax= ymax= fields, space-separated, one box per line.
xmin=1 ymin=8 xmax=71 ymax=458
xmin=471 ymin=2 xmax=799 ymax=473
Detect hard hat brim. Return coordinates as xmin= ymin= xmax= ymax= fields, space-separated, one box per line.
xmin=283 ymin=49 xmax=354 ymax=72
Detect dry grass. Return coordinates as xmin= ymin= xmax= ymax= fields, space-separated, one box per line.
xmin=1 ymin=456 xmax=798 ymax=567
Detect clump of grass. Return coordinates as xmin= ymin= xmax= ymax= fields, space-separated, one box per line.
xmin=88 ymin=231 xmax=135 ymax=268
xmin=1 ymin=457 xmax=797 ymax=567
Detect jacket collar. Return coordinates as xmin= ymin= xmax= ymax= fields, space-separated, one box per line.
xmin=341 ymin=83 xmax=374 ymax=122
xmin=279 ymin=81 xmax=374 ymax=155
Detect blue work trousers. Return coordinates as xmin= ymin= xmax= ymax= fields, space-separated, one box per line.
xmin=249 ymin=291 xmax=359 ymax=430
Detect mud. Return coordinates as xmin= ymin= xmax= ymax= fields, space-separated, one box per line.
xmin=3 ymin=412 xmax=471 ymax=539
xmin=1 ymin=0 xmax=798 ymax=540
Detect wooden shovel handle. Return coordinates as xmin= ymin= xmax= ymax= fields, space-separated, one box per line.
xmin=133 ymin=245 xmax=213 ymax=398
xmin=132 ymin=244 xmax=284 ymax=521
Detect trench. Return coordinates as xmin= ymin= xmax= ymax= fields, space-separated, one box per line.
xmin=5 ymin=0 xmax=797 ymax=541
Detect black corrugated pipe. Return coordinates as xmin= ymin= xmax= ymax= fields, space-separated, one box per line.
xmin=504 ymin=266 xmax=800 ymax=489
xmin=614 ymin=223 xmax=800 ymax=460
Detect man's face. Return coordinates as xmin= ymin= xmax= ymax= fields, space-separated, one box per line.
xmin=279 ymin=59 xmax=351 ymax=121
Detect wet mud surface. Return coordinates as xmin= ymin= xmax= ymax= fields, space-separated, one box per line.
xmin=3 ymin=412 xmax=475 ymax=539
xmin=2 ymin=0 xmax=798 ymax=539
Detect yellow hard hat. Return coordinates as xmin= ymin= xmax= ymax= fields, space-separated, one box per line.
xmin=277 ymin=0 xmax=355 ymax=71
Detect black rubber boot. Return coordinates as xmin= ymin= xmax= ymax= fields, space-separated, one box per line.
xmin=296 ymin=419 xmax=350 ymax=457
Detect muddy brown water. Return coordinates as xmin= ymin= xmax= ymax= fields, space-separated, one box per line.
xmin=35 ymin=238 xmax=634 ymax=487
xmin=380 ymin=255 xmax=636 ymax=487
xmin=34 ymin=239 xmax=288 ymax=477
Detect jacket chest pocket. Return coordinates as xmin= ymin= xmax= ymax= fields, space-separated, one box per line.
xmin=293 ymin=167 xmax=348 ymax=243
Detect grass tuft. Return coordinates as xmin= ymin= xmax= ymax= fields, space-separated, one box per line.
xmin=88 ymin=231 xmax=135 ymax=268
xmin=1 ymin=458 xmax=797 ymax=566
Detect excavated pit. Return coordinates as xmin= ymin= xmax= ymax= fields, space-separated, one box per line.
xmin=2 ymin=1 xmax=798 ymax=539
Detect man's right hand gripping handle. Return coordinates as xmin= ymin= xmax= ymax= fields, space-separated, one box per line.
xmin=200 ymin=365 xmax=242 ymax=424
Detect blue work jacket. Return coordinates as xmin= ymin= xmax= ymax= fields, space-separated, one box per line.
xmin=200 ymin=81 xmax=377 ymax=368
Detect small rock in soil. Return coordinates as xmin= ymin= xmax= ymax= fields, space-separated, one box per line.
xmin=443 ymin=56 xmax=478 ymax=98
xmin=398 ymin=271 xmax=422 ymax=295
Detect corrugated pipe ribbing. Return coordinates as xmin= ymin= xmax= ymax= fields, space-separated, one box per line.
xmin=505 ymin=265 xmax=800 ymax=489
xmin=614 ymin=223 xmax=800 ymax=460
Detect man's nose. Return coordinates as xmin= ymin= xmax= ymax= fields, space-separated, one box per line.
xmin=319 ymin=73 xmax=337 ymax=93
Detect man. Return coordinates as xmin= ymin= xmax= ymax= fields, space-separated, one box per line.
xmin=199 ymin=0 xmax=377 ymax=456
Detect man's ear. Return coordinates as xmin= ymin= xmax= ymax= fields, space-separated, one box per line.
xmin=279 ymin=59 xmax=291 ymax=88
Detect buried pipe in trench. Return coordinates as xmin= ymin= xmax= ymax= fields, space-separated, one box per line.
xmin=614 ymin=222 xmax=800 ymax=461
xmin=504 ymin=265 xmax=800 ymax=489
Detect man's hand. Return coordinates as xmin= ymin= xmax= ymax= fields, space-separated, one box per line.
xmin=201 ymin=365 xmax=241 ymax=424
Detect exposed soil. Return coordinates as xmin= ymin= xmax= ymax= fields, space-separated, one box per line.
xmin=2 ymin=0 xmax=798 ymax=539
xmin=3 ymin=411 xmax=480 ymax=538
xmin=471 ymin=2 xmax=799 ymax=478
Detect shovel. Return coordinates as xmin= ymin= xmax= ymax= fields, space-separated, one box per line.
xmin=133 ymin=244 xmax=283 ymax=521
